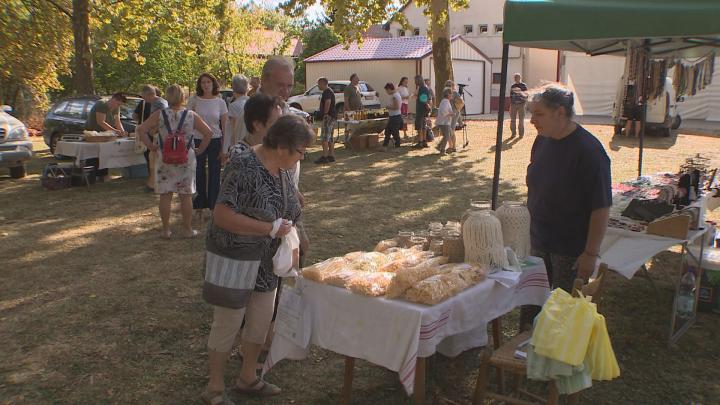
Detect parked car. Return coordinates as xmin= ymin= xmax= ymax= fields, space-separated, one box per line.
xmin=613 ymin=76 xmax=682 ymax=137
xmin=42 ymin=95 xmax=142 ymax=154
xmin=0 ymin=105 xmax=33 ymax=178
xmin=288 ymin=80 xmax=381 ymax=116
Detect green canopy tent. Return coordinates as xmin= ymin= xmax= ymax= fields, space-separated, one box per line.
xmin=491 ymin=0 xmax=720 ymax=209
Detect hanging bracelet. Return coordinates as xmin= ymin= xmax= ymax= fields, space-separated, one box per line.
xmin=584 ymin=251 xmax=601 ymax=259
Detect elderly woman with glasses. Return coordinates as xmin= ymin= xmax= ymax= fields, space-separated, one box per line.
xmin=201 ymin=114 xmax=313 ymax=404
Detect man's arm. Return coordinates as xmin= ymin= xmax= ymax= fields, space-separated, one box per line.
xmin=577 ymin=207 xmax=610 ymax=279
xmin=95 ymin=112 xmax=117 ymax=132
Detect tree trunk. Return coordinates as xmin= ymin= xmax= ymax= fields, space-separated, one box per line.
xmin=72 ymin=0 xmax=94 ymax=95
xmin=430 ymin=0 xmax=453 ymax=99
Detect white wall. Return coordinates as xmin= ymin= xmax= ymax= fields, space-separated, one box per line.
xmin=561 ymin=52 xmax=625 ymax=116
xmin=525 ymin=48 xmax=559 ymax=89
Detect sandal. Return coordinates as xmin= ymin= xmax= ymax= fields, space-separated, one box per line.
xmin=183 ymin=229 xmax=199 ymax=239
xmin=200 ymin=390 xmax=236 ymax=405
xmin=233 ymin=377 xmax=281 ymax=397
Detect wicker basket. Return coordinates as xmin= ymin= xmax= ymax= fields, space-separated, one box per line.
xmin=442 ymin=236 xmax=465 ymax=263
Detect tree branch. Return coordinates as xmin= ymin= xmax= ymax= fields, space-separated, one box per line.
xmin=42 ymin=0 xmax=72 ymax=18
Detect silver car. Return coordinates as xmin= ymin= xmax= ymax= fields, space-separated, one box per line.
xmin=288 ymin=80 xmax=381 ymax=116
xmin=0 ymin=106 xmax=33 ymax=178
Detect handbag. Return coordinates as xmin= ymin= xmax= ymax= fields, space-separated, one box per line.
xmin=272 ymin=171 xmax=300 ymax=277
xmin=158 ymin=109 xmax=193 ymax=165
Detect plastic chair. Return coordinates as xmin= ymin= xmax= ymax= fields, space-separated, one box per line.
xmin=472 ymin=264 xmax=609 ymax=405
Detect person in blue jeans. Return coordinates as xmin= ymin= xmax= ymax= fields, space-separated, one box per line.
xmin=188 ymin=73 xmax=228 ymax=220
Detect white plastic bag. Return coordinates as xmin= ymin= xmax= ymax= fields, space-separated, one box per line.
xmin=273 ymin=227 xmax=300 ymax=277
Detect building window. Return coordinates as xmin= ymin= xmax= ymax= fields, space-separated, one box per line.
xmin=493 ymin=73 xmax=502 ymax=84
xmin=413 ymin=27 xmax=420 ymax=36
xmin=494 ymin=24 xmax=504 ymax=34
xmin=464 ymin=25 xmax=473 ymax=35
xmin=479 ymin=24 xmax=488 ymax=34
xmin=398 ymin=29 xmax=406 ymax=37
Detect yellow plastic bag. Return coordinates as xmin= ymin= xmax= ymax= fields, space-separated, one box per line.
xmin=531 ymin=288 xmax=596 ymax=367
xmin=586 ymin=313 xmax=620 ymax=380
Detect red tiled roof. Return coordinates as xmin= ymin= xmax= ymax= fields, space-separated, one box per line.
xmin=305 ymin=36 xmax=435 ymax=62
xmin=246 ymin=30 xmax=303 ymax=57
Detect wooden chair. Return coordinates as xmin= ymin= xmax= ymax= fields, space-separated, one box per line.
xmin=472 ymin=263 xmax=609 ymax=405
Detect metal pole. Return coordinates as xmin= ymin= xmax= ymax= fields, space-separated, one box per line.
xmin=491 ymin=44 xmax=510 ymax=210
xmin=638 ymin=40 xmax=651 ymax=177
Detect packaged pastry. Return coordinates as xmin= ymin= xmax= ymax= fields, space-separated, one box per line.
xmin=403 ymin=264 xmax=486 ymax=305
xmin=386 ymin=256 xmax=450 ymax=299
xmin=301 ymin=257 xmax=348 ymax=282
xmin=347 ymin=272 xmax=396 ymax=296
xmin=345 ymin=251 xmax=390 ymax=272
xmin=324 ymin=268 xmax=358 ymax=288
xmin=378 ymin=250 xmax=434 ymax=273
xmin=374 ymin=239 xmax=398 ymax=252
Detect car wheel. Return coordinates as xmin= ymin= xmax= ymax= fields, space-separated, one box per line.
xmin=290 ymin=103 xmax=303 ymax=111
xmin=671 ymin=115 xmax=682 ymax=130
xmin=10 ymin=165 xmax=26 ymax=179
xmin=50 ymin=132 xmax=61 ymax=155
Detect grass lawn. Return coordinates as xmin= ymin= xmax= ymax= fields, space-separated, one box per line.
xmin=1 ymin=121 xmax=719 ymax=404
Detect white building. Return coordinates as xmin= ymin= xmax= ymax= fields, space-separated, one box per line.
xmin=387 ymin=0 xmax=559 ymax=111
xmin=304 ymin=35 xmax=492 ymax=115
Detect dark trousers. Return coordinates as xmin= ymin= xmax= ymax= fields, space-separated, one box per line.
xmin=193 ymin=138 xmax=222 ymax=210
xmin=519 ymin=247 xmax=579 ymax=330
xmin=383 ymin=115 xmax=403 ymax=147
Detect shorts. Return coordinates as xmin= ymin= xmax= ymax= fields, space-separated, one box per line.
xmin=320 ymin=116 xmax=336 ymax=143
xmin=415 ymin=113 xmax=428 ymax=131
xmin=207 ymin=289 xmax=277 ymax=352
xmin=401 ymin=103 xmax=409 ymax=116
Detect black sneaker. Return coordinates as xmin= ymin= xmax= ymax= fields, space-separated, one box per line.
xmin=314 ymin=156 xmax=328 ymax=164
xmin=327 ymin=156 xmax=336 ymax=163
xmin=422 ymin=141 xmax=429 ymax=148
xmin=412 ymin=142 xmax=423 ymax=149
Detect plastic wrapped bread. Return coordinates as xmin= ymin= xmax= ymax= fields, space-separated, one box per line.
xmin=347 ymin=272 xmax=396 ymax=296
xmin=386 ymin=256 xmax=451 ymax=299
xmin=324 ymin=269 xmax=359 ymax=288
xmin=403 ymin=264 xmax=487 ymax=305
xmin=344 ymin=251 xmax=390 ymax=272
xmin=301 ymin=257 xmax=349 ymax=283
xmin=379 ymin=250 xmax=435 ymax=273
xmin=374 ymin=239 xmax=399 ymax=252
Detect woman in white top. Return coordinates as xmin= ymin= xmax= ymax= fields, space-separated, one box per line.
xmin=382 ymin=83 xmax=403 ymax=149
xmin=137 ymin=84 xmax=213 ymax=239
xmin=434 ymin=88 xmax=456 ymax=154
xmin=188 ymin=73 xmax=228 ymax=217
xmin=397 ymin=76 xmax=410 ymax=138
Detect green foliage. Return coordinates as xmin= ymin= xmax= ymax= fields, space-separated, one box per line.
xmin=0 ymin=0 xmax=73 ymax=111
xmin=294 ymin=23 xmax=341 ymax=90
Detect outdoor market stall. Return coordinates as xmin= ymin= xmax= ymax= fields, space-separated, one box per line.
xmin=55 ymin=135 xmax=145 ymax=170
xmin=490 ymin=0 xmax=720 ymax=344
xmin=263 ymin=206 xmax=552 ymax=404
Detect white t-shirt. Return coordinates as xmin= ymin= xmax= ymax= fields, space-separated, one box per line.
xmin=227 ymin=95 xmax=249 ymax=153
xmin=187 ymin=96 xmax=228 ymax=140
xmin=388 ymin=92 xmax=402 ymax=116
xmin=436 ymin=99 xmax=453 ymax=126
xmin=397 ymin=86 xmax=410 ymax=102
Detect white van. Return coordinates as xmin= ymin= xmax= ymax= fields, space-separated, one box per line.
xmin=613 ymin=76 xmax=682 ymax=137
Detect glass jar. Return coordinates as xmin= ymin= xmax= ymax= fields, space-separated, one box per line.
xmin=409 ymin=236 xmax=428 ymax=251
xmin=397 ymin=231 xmax=414 ymax=248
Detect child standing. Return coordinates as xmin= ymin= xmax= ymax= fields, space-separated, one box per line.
xmin=435 ymin=88 xmax=455 ymax=154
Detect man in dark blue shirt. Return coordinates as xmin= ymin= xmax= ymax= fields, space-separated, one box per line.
xmin=520 ymin=83 xmax=612 ymax=331
xmin=510 ymin=73 xmax=528 ymax=138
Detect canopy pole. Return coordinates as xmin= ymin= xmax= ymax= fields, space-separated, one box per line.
xmin=491 ymin=43 xmax=510 ymax=210
xmin=638 ymin=40 xmax=651 ymax=177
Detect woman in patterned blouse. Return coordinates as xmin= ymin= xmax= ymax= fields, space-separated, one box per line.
xmin=201 ymin=114 xmax=313 ymax=404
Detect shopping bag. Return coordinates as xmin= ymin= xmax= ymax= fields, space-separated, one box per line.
xmin=272 ymin=227 xmax=300 ymax=277
xmin=531 ymin=288 xmax=596 ymax=366
xmin=585 ymin=313 xmax=620 ymax=380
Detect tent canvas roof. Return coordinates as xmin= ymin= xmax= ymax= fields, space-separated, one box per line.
xmin=503 ymin=0 xmax=720 ymax=58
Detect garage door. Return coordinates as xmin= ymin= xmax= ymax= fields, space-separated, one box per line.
xmin=452 ymin=60 xmax=485 ymax=115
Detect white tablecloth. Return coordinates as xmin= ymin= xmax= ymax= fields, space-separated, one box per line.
xmin=602 ymin=196 xmax=709 ymax=279
xmin=263 ymin=258 xmax=550 ymax=395
xmin=56 ymin=139 xmax=145 ymax=169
